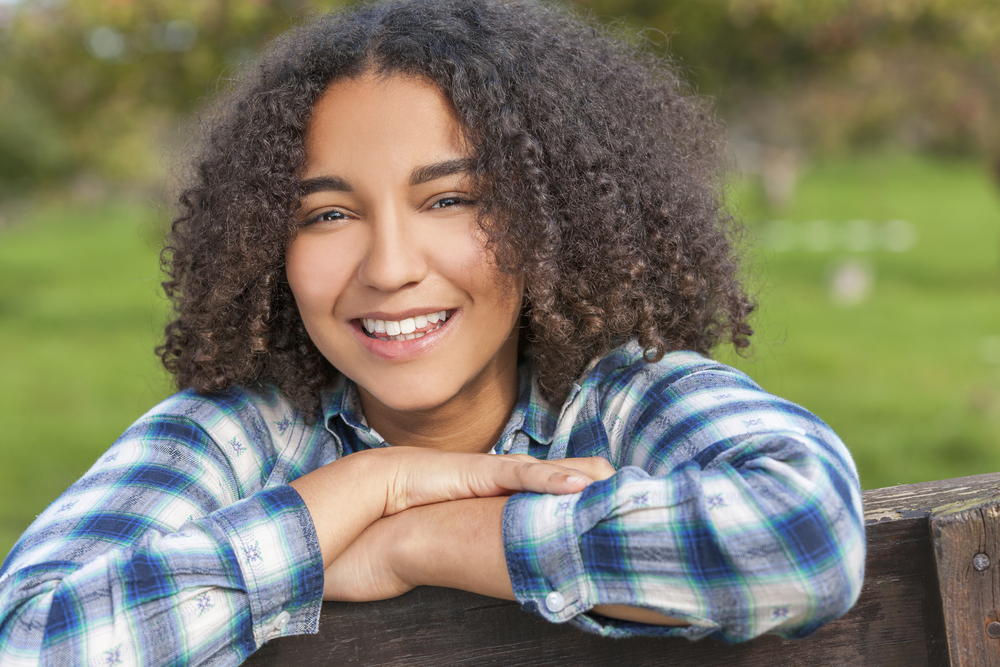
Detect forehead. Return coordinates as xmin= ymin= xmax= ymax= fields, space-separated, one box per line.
xmin=302 ymin=73 xmax=469 ymax=180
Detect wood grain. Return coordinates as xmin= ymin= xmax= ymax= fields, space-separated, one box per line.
xmin=245 ymin=473 xmax=1000 ymax=667
xmin=931 ymin=494 xmax=1000 ymax=666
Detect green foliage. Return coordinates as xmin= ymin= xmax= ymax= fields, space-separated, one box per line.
xmin=0 ymin=0 xmax=347 ymax=188
xmin=574 ymin=0 xmax=1000 ymax=156
xmin=2 ymin=0 xmax=998 ymax=187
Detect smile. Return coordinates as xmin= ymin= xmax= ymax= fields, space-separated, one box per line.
xmin=360 ymin=310 xmax=452 ymax=342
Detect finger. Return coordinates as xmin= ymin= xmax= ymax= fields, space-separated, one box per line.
xmin=495 ymin=460 xmax=594 ymax=495
xmin=551 ymin=456 xmax=616 ymax=482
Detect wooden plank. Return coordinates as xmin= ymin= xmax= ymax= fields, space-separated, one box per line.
xmin=246 ymin=473 xmax=1000 ymax=667
xmin=931 ymin=493 xmax=1000 ymax=666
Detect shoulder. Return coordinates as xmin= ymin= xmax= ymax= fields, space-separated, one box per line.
xmin=133 ymin=384 xmax=305 ymax=454
xmin=582 ymin=341 xmax=759 ymax=407
xmin=99 ymin=384 xmax=334 ymax=498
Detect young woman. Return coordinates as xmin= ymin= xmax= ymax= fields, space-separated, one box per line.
xmin=0 ymin=0 xmax=866 ymax=664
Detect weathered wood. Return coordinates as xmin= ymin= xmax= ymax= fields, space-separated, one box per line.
xmin=246 ymin=472 xmax=1000 ymax=667
xmin=931 ymin=493 xmax=1000 ymax=666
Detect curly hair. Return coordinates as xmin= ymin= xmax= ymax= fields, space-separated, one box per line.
xmin=159 ymin=0 xmax=754 ymax=419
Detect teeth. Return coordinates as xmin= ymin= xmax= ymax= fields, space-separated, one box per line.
xmin=361 ymin=310 xmax=450 ymax=338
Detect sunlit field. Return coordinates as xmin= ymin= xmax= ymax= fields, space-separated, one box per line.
xmin=723 ymin=152 xmax=1000 ymax=492
xmin=0 ymin=197 xmax=171 ymax=561
xmin=2 ymin=152 xmax=999 ymax=560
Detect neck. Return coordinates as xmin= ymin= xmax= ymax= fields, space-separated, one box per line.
xmin=357 ymin=335 xmax=520 ymax=454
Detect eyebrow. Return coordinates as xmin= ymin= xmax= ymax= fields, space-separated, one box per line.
xmin=409 ymin=158 xmax=473 ymax=186
xmin=298 ymin=175 xmax=352 ymax=196
xmin=297 ymin=158 xmax=473 ymax=196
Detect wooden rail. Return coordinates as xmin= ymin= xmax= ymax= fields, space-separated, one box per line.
xmin=247 ymin=472 xmax=1000 ymax=667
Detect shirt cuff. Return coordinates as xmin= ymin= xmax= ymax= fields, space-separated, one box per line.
xmin=204 ymin=485 xmax=325 ymax=648
xmin=503 ymin=490 xmax=591 ymax=623
xmin=502 ymin=480 xmax=717 ymax=639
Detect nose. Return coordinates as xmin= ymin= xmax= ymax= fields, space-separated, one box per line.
xmin=356 ymin=207 xmax=428 ymax=292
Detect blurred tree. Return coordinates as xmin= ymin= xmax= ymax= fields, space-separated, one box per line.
xmin=0 ymin=0 xmax=998 ymax=191
xmin=575 ymin=0 xmax=1000 ymax=165
xmin=0 ymin=0 xmax=345 ymax=190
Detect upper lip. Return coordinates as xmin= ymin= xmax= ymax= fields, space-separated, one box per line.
xmin=353 ymin=307 xmax=454 ymax=321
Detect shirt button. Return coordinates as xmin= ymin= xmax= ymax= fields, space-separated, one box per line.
xmin=545 ymin=591 xmax=566 ymax=613
xmin=272 ymin=611 xmax=291 ymax=631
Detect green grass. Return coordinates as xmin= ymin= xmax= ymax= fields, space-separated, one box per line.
xmin=0 ymin=197 xmax=172 ymax=561
xmin=1 ymin=152 xmax=999 ymax=561
xmin=719 ymin=153 xmax=1000 ymax=491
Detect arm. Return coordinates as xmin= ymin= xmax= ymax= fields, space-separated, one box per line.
xmin=0 ymin=392 xmax=593 ymax=666
xmin=502 ymin=358 xmax=867 ymax=641
xmin=323 ymin=495 xmax=687 ymax=626
xmin=0 ymin=404 xmax=318 ymax=666
xmin=326 ymin=356 xmax=865 ymax=641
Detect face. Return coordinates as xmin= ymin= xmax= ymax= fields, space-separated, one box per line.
xmin=286 ymin=73 xmax=522 ymax=415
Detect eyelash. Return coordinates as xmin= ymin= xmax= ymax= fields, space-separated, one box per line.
xmin=430 ymin=196 xmax=472 ymax=209
xmin=303 ymin=210 xmax=348 ymax=226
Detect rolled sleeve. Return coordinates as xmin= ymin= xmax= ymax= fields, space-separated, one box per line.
xmin=503 ymin=436 xmax=865 ymax=641
xmin=208 ymin=485 xmax=325 ymax=647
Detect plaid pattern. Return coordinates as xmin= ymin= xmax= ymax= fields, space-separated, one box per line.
xmin=0 ymin=343 xmax=864 ymax=664
xmin=0 ymin=392 xmax=329 ymax=666
xmin=502 ymin=344 xmax=865 ymax=641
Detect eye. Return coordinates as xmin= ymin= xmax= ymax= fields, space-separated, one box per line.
xmin=302 ymin=209 xmax=349 ymax=227
xmin=430 ymin=195 xmax=473 ymax=210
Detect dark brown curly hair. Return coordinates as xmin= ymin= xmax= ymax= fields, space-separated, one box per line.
xmin=159 ymin=0 xmax=754 ymax=419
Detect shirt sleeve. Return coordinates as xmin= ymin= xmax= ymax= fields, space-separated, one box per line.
xmin=0 ymin=402 xmax=326 ymax=666
xmin=502 ymin=358 xmax=866 ymax=642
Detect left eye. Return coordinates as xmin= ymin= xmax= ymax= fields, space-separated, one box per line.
xmin=430 ymin=196 xmax=470 ymax=209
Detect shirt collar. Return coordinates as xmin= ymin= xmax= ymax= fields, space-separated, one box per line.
xmin=319 ymin=357 xmax=561 ymax=449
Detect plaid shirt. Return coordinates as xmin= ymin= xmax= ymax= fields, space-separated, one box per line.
xmin=0 ymin=343 xmax=865 ymax=664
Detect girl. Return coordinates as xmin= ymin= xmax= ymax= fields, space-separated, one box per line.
xmin=0 ymin=0 xmax=866 ymax=664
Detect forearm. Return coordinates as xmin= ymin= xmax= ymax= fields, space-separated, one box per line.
xmin=394 ymin=496 xmax=514 ymax=599
xmin=329 ymin=496 xmax=686 ymax=625
xmin=290 ymin=449 xmax=395 ymax=569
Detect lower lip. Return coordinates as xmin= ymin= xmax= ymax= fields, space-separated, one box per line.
xmin=351 ymin=312 xmax=458 ymax=361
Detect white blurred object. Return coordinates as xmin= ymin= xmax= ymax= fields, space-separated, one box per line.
xmin=761 ymin=147 xmax=799 ymax=209
xmin=844 ymin=220 xmax=875 ymax=252
xmin=979 ymin=336 xmax=1000 ymax=365
xmin=763 ymin=220 xmax=795 ymax=252
xmin=803 ymin=220 xmax=834 ymax=252
xmin=882 ymin=219 xmax=917 ymax=252
xmin=829 ymin=259 xmax=874 ymax=306
xmin=87 ymin=27 xmax=125 ymax=60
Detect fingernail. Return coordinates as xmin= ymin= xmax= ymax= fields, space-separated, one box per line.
xmin=566 ymin=476 xmax=585 ymax=485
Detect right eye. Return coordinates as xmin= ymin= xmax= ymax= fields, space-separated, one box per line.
xmin=302 ymin=209 xmax=349 ymax=226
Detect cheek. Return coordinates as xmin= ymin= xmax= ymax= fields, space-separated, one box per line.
xmin=285 ymin=236 xmax=350 ymax=315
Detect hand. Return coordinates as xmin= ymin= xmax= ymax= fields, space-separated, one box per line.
xmin=292 ymin=446 xmax=604 ymax=569
xmin=504 ymin=454 xmax=616 ymax=484
xmin=322 ymin=511 xmax=414 ymax=601
xmin=378 ymin=447 xmax=602 ymax=515
xmin=323 ymin=455 xmax=617 ymax=602
xmin=323 ymin=496 xmax=512 ymax=602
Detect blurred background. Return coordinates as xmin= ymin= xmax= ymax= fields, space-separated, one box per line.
xmin=1 ymin=0 xmax=999 ymax=559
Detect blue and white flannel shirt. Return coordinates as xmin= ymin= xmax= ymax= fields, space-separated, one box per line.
xmin=0 ymin=343 xmax=866 ymax=665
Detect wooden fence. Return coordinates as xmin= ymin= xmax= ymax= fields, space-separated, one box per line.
xmin=247 ymin=472 xmax=1000 ymax=667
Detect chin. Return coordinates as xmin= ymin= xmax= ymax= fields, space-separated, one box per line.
xmin=367 ymin=385 xmax=459 ymax=414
